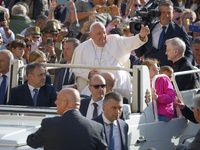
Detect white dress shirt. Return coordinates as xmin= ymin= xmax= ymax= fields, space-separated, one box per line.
xmin=151 ymin=23 xmax=169 ymax=49
xmin=28 ymin=83 xmax=40 ymax=99
xmin=86 ymin=98 xmax=104 ymax=119
xmin=102 ymin=113 xmax=122 ymax=150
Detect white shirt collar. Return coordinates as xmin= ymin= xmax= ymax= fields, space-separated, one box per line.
xmin=0 ymin=72 xmax=9 ymax=78
xmin=102 ymin=113 xmax=117 ymax=126
xmin=28 ymin=83 xmax=40 ymax=92
xmin=90 ymin=97 xmax=104 ymax=107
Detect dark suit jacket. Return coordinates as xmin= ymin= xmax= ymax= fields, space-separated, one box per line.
xmin=93 ymin=114 xmax=129 ymax=150
xmin=188 ymin=129 xmax=200 ymax=150
xmin=27 ymin=109 xmax=108 ymax=150
xmin=181 ymin=105 xmax=198 ymax=124
xmin=79 ymin=97 xmax=127 ymax=119
xmin=174 ymin=57 xmax=199 ymax=91
xmin=53 ymin=68 xmax=75 ymax=92
xmin=135 ymin=22 xmax=193 ymax=67
xmin=8 ymin=83 xmax=57 ymax=107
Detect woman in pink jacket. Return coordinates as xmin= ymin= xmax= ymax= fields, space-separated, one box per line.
xmin=142 ymin=58 xmax=176 ymax=121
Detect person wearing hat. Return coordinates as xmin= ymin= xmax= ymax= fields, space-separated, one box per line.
xmin=25 ymin=26 xmax=41 ymax=42
xmin=39 ymin=21 xmax=67 ymax=64
xmin=25 ymin=26 xmax=41 ymax=51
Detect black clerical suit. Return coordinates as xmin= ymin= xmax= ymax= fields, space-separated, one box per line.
xmin=173 ymin=57 xmax=199 ymax=91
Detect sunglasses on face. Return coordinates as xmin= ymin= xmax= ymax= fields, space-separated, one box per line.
xmin=134 ymin=4 xmax=142 ymax=7
xmin=176 ymin=17 xmax=180 ymax=21
xmin=26 ymin=44 xmax=31 ymax=48
xmin=90 ymin=84 xmax=106 ymax=89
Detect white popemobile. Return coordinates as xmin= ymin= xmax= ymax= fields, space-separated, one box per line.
xmin=0 ymin=60 xmax=199 ymax=150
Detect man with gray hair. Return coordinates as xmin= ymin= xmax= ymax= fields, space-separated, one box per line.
xmin=0 ymin=50 xmax=14 ymax=104
xmin=165 ymin=37 xmax=199 ymax=91
xmin=174 ymin=95 xmax=200 ymax=150
xmin=53 ymin=38 xmax=80 ymax=92
xmin=9 ymin=4 xmax=34 ymax=35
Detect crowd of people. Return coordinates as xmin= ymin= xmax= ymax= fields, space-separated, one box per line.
xmin=0 ymin=0 xmax=200 ymax=149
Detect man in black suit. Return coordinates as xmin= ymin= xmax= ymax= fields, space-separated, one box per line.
xmin=27 ymin=88 xmax=108 ymax=150
xmin=8 ymin=62 xmax=56 ymax=106
xmin=174 ymin=95 xmax=200 ymax=150
xmin=93 ymin=91 xmax=129 ymax=150
xmin=135 ymin=0 xmax=193 ymax=67
xmin=53 ymin=38 xmax=80 ymax=92
xmin=165 ymin=37 xmax=199 ymax=91
xmin=79 ymin=74 xmax=106 ymax=119
xmin=0 ymin=50 xmax=14 ymax=104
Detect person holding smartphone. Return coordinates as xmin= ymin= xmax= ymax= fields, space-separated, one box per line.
xmin=0 ymin=7 xmax=15 ymax=50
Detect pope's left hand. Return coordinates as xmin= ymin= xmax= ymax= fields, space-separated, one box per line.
xmin=139 ymin=24 xmax=150 ymax=37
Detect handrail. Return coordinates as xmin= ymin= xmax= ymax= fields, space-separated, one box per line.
xmin=0 ymin=105 xmax=57 ymax=115
xmin=152 ymin=74 xmax=169 ymax=122
xmin=43 ymin=63 xmax=133 ymax=72
xmin=174 ymin=69 xmax=200 ymax=76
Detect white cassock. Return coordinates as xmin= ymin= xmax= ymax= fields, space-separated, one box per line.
xmin=71 ymin=34 xmax=147 ymax=92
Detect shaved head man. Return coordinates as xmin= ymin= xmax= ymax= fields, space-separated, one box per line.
xmin=27 ymin=88 xmax=108 ymax=150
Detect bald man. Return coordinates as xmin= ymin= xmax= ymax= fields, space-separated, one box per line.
xmin=80 ymin=74 xmax=107 ymax=119
xmin=27 ymin=88 xmax=108 ymax=150
xmin=0 ymin=50 xmax=14 ymax=104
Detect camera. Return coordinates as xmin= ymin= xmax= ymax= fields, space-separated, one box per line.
xmin=98 ymin=7 xmax=112 ymax=13
xmin=129 ymin=0 xmax=160 ymax=34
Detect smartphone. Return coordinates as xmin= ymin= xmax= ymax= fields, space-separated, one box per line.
xmin=47 ymin=38 xmax=53 ymax=46
xmin=0 ymin=12 xmax=5 ymax=22
xmin=121 ymin=3 xmax=126 ymax=16
xmin=57 ymin=0 xmax=70 ymax=5
xmin=31 ymin=41 xmax=38 ymax=52
xmin=65 ymin=30 xmax=73 ymax=37
xmin=98 ymin=7 xmax=111 ymax=13
xmin=189 ymin=25 xmax=200 ymax=32
xmin=186 ymin=19 xmax=190 ymax=26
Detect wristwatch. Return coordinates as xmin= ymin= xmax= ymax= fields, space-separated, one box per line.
xmin=139 ymin=34 xmax=146 ymax=42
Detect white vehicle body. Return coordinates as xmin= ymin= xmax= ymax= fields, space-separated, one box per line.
xmin=0 ymin=60 xmax=199 ymax=150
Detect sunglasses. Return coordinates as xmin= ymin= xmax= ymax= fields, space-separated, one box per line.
xmin=176 ymin=17 xmax=180 ymax=21
xmin=26 ymin=44 xmax=31 ymax=48
xmin=134 ymin=4 xmax=142 ymax=7
xmin=90 ymin=84 xmax=106 ymax=89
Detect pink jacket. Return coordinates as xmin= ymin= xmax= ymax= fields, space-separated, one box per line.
xmin=153 ymin=76 xmax=176 ymax=119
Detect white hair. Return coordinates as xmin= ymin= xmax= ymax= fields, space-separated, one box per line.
xmin=166 ymin=37 xmax=186 ymax=54
xmin=11 ymin=4 xmax=27 ymax=16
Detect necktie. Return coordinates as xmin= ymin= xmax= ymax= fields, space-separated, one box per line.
xmin=109 ymin=123 xmax=114 ymax=150
xmin=93 ymin=103 xmax=98 ymax=118
xmin=0 ymin=75 xmax=6 ymax=104
xmin=158 ymin=26 xmax=166 ymax=50
xmin=63 ymin=68 xmax=69 ymax=85
xmin=33 ymin=88 xmax=39 ymax=106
